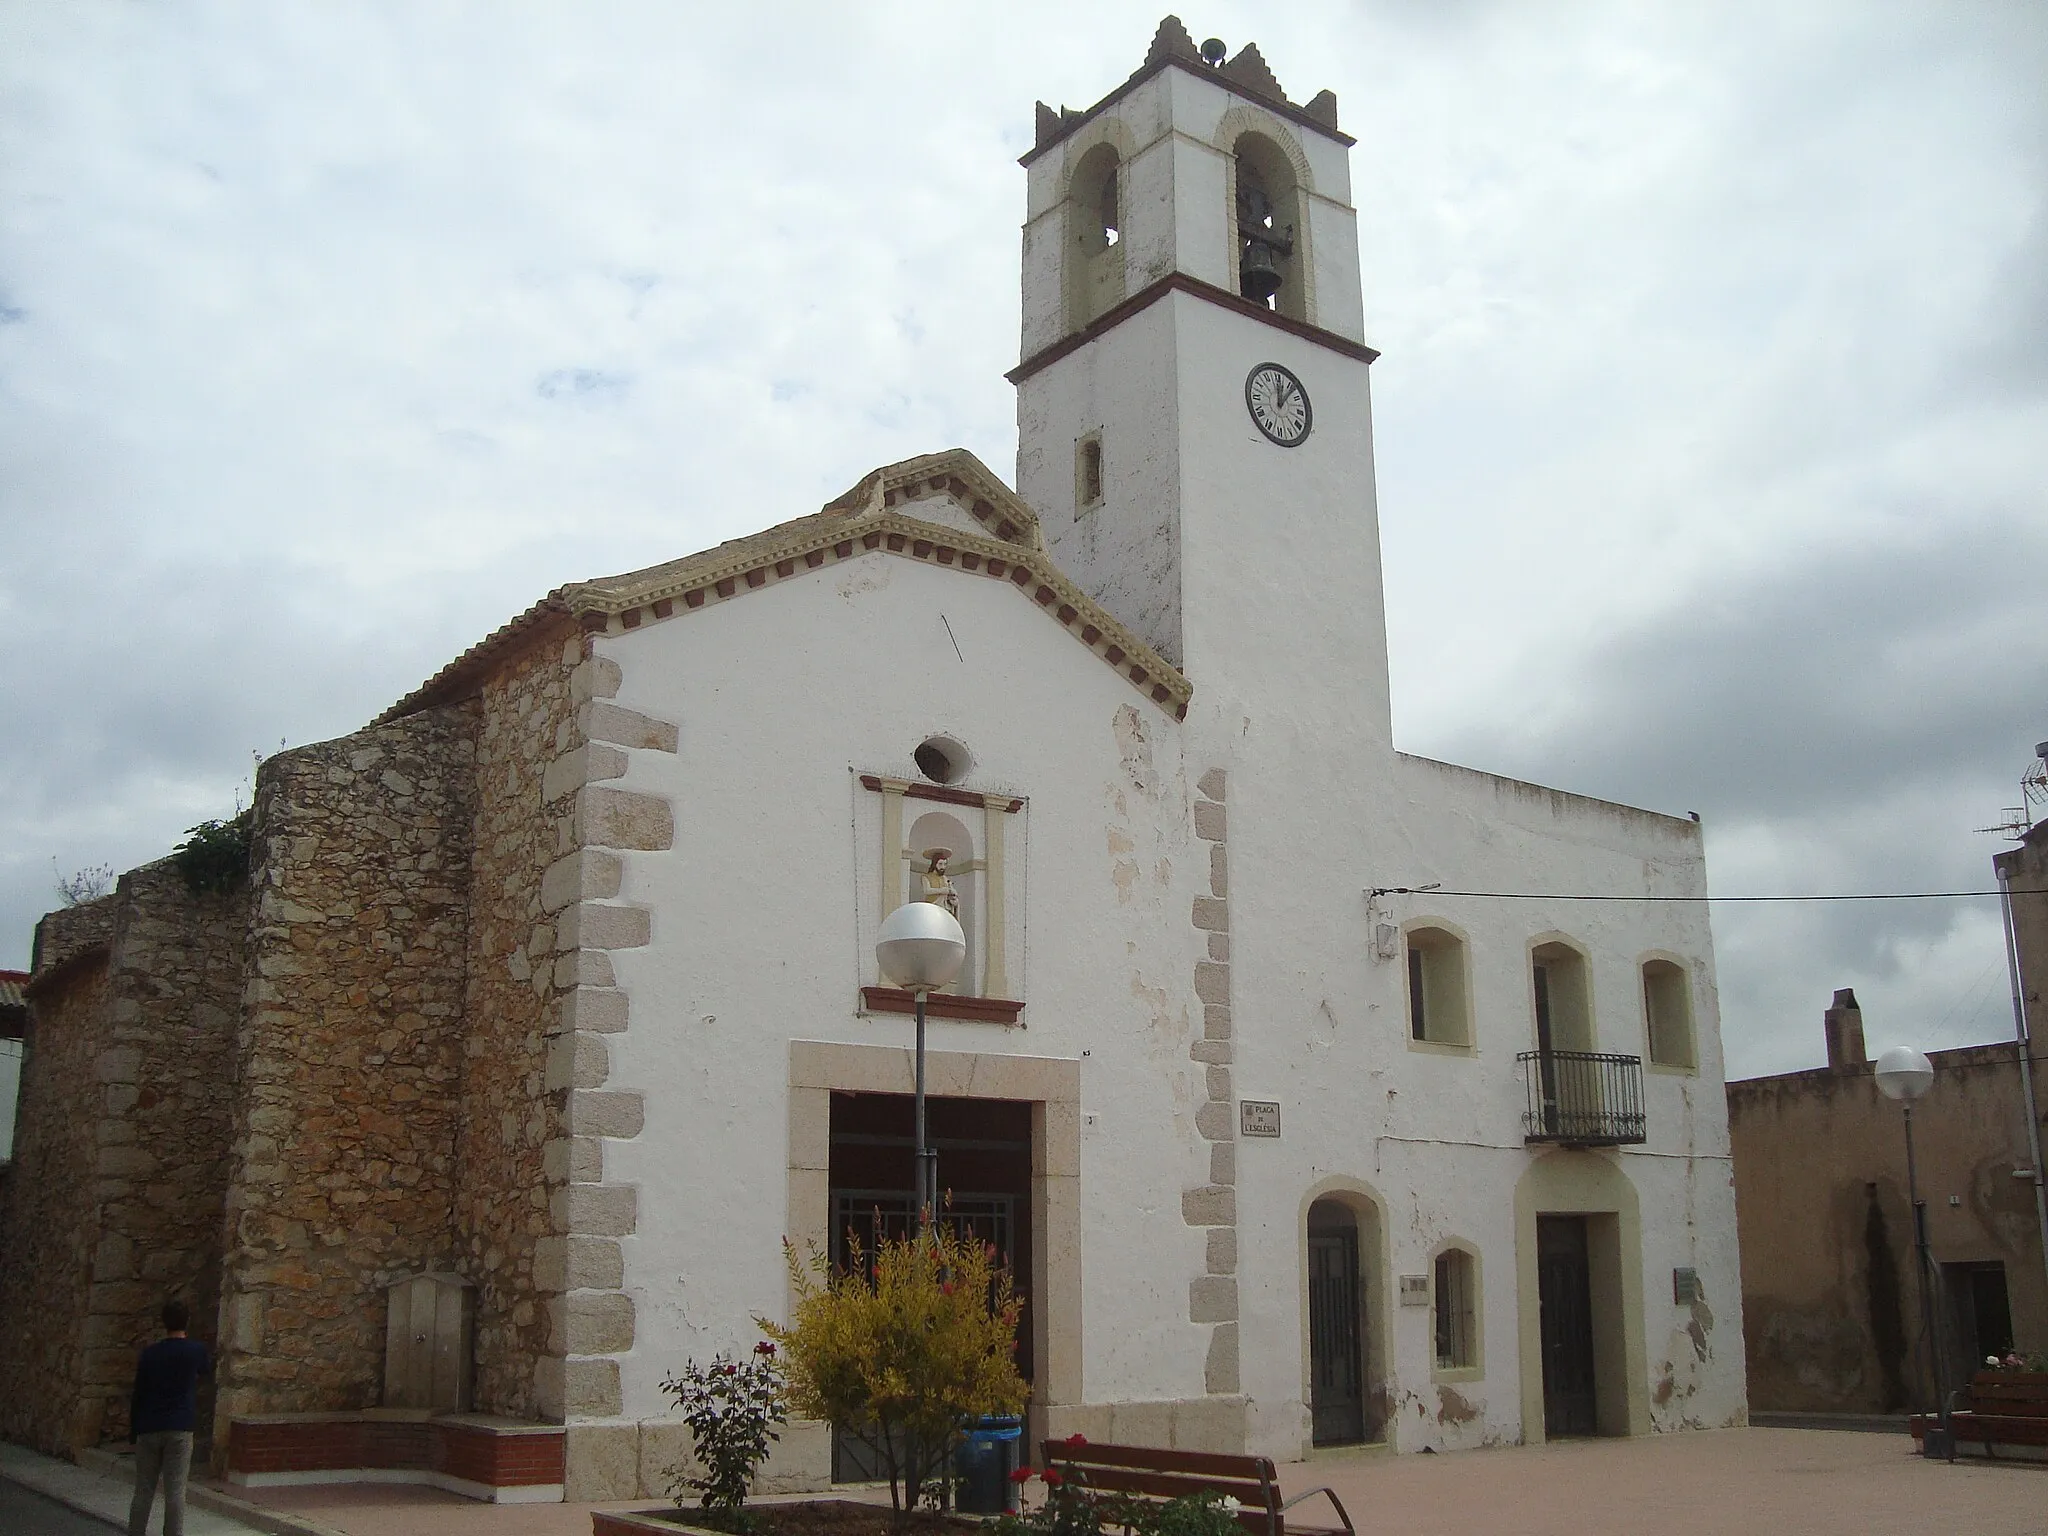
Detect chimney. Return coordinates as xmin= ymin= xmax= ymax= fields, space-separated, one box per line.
xmin=1824 ymin=987 xmax=1866 ymax=1069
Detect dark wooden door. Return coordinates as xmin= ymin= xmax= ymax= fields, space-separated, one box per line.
xmin=1537 ymin=1215 xmax=1598 ymax=1438
xmin=1307 ymin=1228 xmax=1365 ymax=1445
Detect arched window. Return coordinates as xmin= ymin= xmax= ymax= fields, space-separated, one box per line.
xmin=1404 ymin=924 xmax=1471 ymax=1050
xmin=1642 ymin=958 xmax=1696 ymax=1070
xmin=1066 ymin=143 xmax=1124 ymax=330
xmin=1432 ymin=1245 xmax=1480 ymax=1374
xmin=1231 ymin=132 xmax=1306 ymax=321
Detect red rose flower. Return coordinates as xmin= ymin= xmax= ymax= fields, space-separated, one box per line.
xmin=1009 ymin=1467 xmax=1034 ymax=1484
xmin=754 ymin=1341 xmax=777 ymax=1356
xmin=1065 ymin=1433 xmax=1088 ymax=1448
xmin=1043 ymin=1469 xmax=1064 ymax=1487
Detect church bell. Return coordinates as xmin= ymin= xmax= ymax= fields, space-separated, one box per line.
xmin=1239 ymin=242 xmax=1284 ymax=304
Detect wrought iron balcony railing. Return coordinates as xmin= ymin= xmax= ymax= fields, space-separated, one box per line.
xmin=1517 ymin=1049 xmax=1646 ymax=1147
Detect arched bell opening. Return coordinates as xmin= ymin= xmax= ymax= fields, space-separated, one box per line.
xmin=1065 ymin=142 xmax=1126 ymax=331
xmin=1231 ymin=131 xmax=1306 ymax=321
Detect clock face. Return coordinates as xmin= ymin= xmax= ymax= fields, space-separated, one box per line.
xmin=1245 ymin=363 xmax=1312 ymax=446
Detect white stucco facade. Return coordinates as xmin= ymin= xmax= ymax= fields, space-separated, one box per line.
xmin=550 ymin=22 xmax=1745 ymax=1484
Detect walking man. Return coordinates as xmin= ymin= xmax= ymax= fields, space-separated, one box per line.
xmin=127 ymin=1298 xmax=211 ymax=1536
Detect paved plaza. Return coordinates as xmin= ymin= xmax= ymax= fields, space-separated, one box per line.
xmin=6 ymin=1428 xmax=2043 ymax=1536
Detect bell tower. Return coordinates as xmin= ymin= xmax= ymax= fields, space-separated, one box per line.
xmin=1012 ymin=17 xmax=1392 ymax=745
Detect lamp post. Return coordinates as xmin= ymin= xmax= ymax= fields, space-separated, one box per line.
xmin=1874 ymin=1044 xmax=1949 ymax=1457
xmin=875 ymin=900 xmax=966 ymax=1240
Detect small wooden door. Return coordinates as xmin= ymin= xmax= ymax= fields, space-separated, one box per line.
xmin=1308 ymin=1224 xmax=1366 ymax=1445
xmin=1537 ymin=1215 xmax=1598 ymax=1437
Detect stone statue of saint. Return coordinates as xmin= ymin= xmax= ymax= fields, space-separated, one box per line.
xmin=915 ymin=848 xmax=961 ymax=917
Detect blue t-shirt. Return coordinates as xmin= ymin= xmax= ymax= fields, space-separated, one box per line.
xmin=130 ymin=1336 xmax=211 ymax=1436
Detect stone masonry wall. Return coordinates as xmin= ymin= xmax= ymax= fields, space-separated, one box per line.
xmin=77 ymin=862 xmax=246 ymax=1447
xmin=0 ymin=867 xmax=244 ymax=1455
xmin=0 ymin=937 xmax=112 ymax=1453
xmin=458 ymin=632 xmax=579 ymax=1420
xmin=213 ymin=705 xmax=478 ymax=1442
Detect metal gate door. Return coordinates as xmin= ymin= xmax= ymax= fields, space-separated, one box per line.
xmin=1307 ymin=1229 xmax=1365 ymax=1445
xmin=1537 ymin=1215 xmax=1598 ymax=1437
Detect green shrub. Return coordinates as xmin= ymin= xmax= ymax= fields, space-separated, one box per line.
xmin=172 ymin=812 xmax=252 ymax=896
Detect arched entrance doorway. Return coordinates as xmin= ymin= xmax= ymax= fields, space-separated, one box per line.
xmin=1306 ymin=1196 xmax=1381 ymax=1445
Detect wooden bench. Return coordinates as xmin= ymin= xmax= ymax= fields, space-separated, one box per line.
xmin=1909 ymin=1370 xmax=2048 ymax=1460
xmin=1040 ymin=1440 xmax=1355 ymax=1536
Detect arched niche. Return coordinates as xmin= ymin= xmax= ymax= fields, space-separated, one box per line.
xmin=1064 ymin=139 xmax=1126 ymax=332
xmin=905 ymin=808 xmax=977 ymax=995
xmin=1513 ymin=1152 xmax=1649 ymax=1442
xmin=1297 ymin=1178 xmax=1390 ymax=1450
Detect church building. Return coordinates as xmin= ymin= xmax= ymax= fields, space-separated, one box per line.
xmin=0 ymin=18 xmax=1746 ymax=1503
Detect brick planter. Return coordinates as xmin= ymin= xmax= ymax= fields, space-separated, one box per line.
xmin=225 ymin=1410 xmax=565 ymax=1503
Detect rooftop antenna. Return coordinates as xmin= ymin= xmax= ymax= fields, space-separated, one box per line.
xmin=1975 ymin=739 xmax=2048 ymax=840
xmin=1201 ymin=37 xmax=1228 ymax=66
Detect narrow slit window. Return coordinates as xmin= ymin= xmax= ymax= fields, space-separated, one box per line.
xmin=1076 ymin=434 xmax=1104 ymax=512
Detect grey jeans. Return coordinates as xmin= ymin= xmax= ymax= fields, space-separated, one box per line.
xmin=128 ymin=1430 xmax=194 ymax=1536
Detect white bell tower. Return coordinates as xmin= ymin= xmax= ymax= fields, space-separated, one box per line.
xmin=1013 ymin=16 xmax=1392 ymax=746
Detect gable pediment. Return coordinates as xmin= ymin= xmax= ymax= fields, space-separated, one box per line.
xmin=377 ymin=449 xmax=1189 ymax=726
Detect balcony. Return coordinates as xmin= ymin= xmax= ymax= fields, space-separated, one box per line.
xmin=1517 ymin=1049 xmax=1646 ymax=1147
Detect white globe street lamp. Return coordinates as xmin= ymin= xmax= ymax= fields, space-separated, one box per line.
xmin=1874 ymin=1044 xmax=1950 ymax=1456
xmin=875 ymin=901 xmax=966 ymax=1238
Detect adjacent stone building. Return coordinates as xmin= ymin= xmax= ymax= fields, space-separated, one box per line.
xmin=1729 ymin=985 xmax=2048 ymax=1414
xmin=0 ymin=18 xmax=1748 ymax=1500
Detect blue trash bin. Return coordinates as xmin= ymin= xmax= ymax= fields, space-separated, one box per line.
xmin=954 ymin=1415 xmax=1024 ymax=1514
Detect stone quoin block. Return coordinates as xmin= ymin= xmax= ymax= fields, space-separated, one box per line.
xmin=1207 ymin=933 xmax=1229 ymax=962
xmin=569 ymin=1089 xmax=644 ymax=1140
xmin=555 ymin=987 xmax=630 ymax=1034
xmin=552 ymin=950 xmax=617 ymax=990
xmin=554 ymin=1290 xmax=636 ymax=1355
xmin=1193 ymin=801 xmax=1227 ymax=842
xmin=1197 ymin=769 xmax=1227 ymax=802
xmin=545 ymin=1033 xmax=610 ymax=1093
xmin=1206 ymin=1227 xmax=1238 ymax=1275
xmin=569 ymin=655 xmax=623 ymax=704
xmin=1209 ymin=1142 xmax=1236 ymax=1186
xmin=573 ymin=786 xmax=674 ymax=851
xmin=1192 ymin=897 xmax=1229 ymax=932
xmin=1203 ymin=1005 xmax=1232 ymax=1040
xmin=542 ymin=742 xmax=629 ymax=806
xmin=1188 ymin=1275 xmax=1238 ymax=1323
xmin=1181 ymin=1185 xmax=1236 ymax=1228
xmin=541 ymin=849 xmax=624 ymax=914
xmin=1194 ymin=1101 xmax=1234 ymax=1142
xmin=582 ymin=700 xmax=679 ymax=753
xmin=1209 ymin=845 xmax=1228 ymax=897
xmin=554 ymin=1182 xmax=638 ymax=1237
xmin=563 ymin=1422 xmax=636 ymax=1499
xmin=1189 ymin=1039 xmax=1232 ymax=1065
xmin=1193 ymin=963 xmax=1231 ymax=1005
xmin=528 ymin=1234 xmax=623 ymax=1292
xmin=1204 ymin=1324 xmax=1241 ymax=1395
xmin=555 ymin=903 xmax=651 ymax=952
xmin=1205 ymin=1066 xmax=1232 ymax=1102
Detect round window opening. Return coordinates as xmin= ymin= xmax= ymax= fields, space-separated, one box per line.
xmin=913 ymin=736 xmax=972 ymax=786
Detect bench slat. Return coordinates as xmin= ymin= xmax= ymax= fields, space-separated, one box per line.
xmin=1045 ymin=1442 xmax=1281 ymax=1483
xmin=1061 ymin=1466 xmax=1273 ymax=1504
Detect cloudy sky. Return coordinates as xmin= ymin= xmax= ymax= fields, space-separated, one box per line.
xmin=2 ymin=1 xmax=2042 ymax=1079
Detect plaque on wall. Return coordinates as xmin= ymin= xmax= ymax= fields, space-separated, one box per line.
xmin=1239 ymin=1100 xmax=1281 ymax=1138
